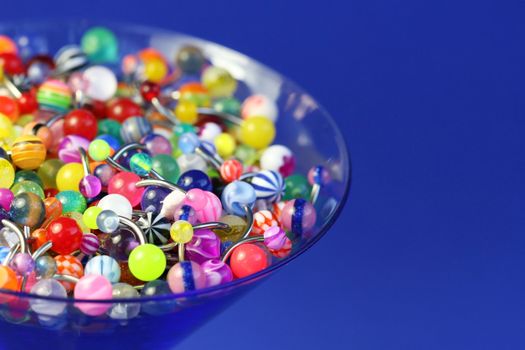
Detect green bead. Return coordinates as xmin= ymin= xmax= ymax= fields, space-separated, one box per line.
xmin=98 ymin=119 xmax=122 ymax=142
xmin=128 ymin=244 xmax=166 ymax=281
xmin=37 ymin=159 xmax=63 ymax=189
xmin=207 ymin=167 xmax=220 ymax=179
xmin=83 ymin=206 xmax=102 ymax=230
xmin=213 ymin=97 xmax=241 ymax=116
xmin=81 ymin=27 xmax=118 ymax=63
xmin=13 ymin=170 xmax=44 ymax=189
xmin=11 ymin=180 xmax=45 ymax=199
xmin=130 ymin=153 xmax=152 ymax=176
xmin=283 ymin=174 xmax=312 ymax=201
xmin=174 ymin=123 xmax=196 ymax=137
xmin=234 ymin=144 xmax=258 ymax=166
xmin=152 ymin=154 xmax=180 ymax=183
xmin=55 ymin=191 xmax=87 ymax=214
xmin=88 ymin=139 xmax=111 ymax=161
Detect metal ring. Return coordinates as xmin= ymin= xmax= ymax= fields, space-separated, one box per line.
xmin=1 ymin=220 xmax=28 ymax=254
xmin=119 ymin=216 xmax=147 ymax=246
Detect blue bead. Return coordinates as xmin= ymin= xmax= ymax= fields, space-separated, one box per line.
xmin=177 ymin=170 xmax=212 ymax=191
xmin=84 ymin=255 xmax=121 ymax=283
xmin=96 ymin=134 xmax=121 ymax=151
xmin=221 ymin=181 xmax=256 ymax=216
xmin=141 ymin=186 xmax=171 ymax=215
xmin=250 ymin=170 xmax=285 ymax=202
xmin=178 ymin=132 xmax=200 ymax=154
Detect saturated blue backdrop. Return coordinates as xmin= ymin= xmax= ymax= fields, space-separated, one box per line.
xmin=2 ymin=0 xmax=524 ymax=349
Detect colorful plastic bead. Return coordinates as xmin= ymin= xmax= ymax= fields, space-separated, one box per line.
xmin=185 ymin=229 xmax=221 ymax=264
xmin=74 ymin=274 xmax=113 ymax=316
xmin=230 ymin=243 xmax=270 ymax=279
xmin=241 ymin=94 xmax=278 ymax=122
xmin=109 ymin=282 xmax=140 ymax=319
xmin=55 ymin=190 xmax=87 ymax=214
xmin=260 ymin=144 xmax=295 ymax=177
xmin=201 ymin=259 xmax=233 ymax=287
xmin=250 ymin=170 xmax=286 ymax=202
xmin=29 ymin=279 xmax=67 ymax=316
xmin=0 ymin=188 xmax=14 ymax=210
xmin=280 ymin=198 xmax=317 ymax=237
xmin=183 ymin=188 xmax=223 ymax=222
xmin=80 ymin=232 xmax=100 ymax=255
xmin=177 ymin=170 xmax=212 ymax=191
xmin=81 ymin=26 xmax=118 ymax=63
xmin=167 ymin=261 xmax=206 ymax=293
xmin=251 ymin=210 xmax=280 ymax=236
xmin=221 ymin=181 xmax=256 ymax=216
xmin=11 ymin=135 xmax=47 ymax=170
xmin=36 ymin=79 xmax=72 ymax=113
xmin=9 ymin=192 xmax=45 ymax=229
xmin=120 ymin=116 xmax=153 ymax=143
xmin=46 ymin=217 xmax=83 ymax=255
xmin=220 ymin=159 xmax=243 ymax=183
xmin=239 ymin=116 xmax=276 ymax=150
xmin=128 ymin=244 xmax=166 ymax=282
xmin=176 ymin=46 xmax=205 ymax=74
xmin=34 ymin=256 xmax=57 ymax=279
xmin=54 ymin=254 xmax=84 ymax=292
xmin=169 ymin=220 xmax=194 ymax=244
xmin=0 ymin=158 xmax=15 ymax=188
xmin=201 ymin=66 xmax=237 ymax=98
xmin=108 ymin=171 xmax=145 ymax=207
xmin=84 ymin=255 xmax=121 ymax=283
xmin=98 ymin=194 xmax=133 ymax=220
xmin=96 ymin=209 xmax=120 ymax=234
xmin=56 ymin=162 xmax=84 ymax=192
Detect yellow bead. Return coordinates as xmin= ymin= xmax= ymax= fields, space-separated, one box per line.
xmin=239 ymin=116 xmax=276 ymax=150
xmin=11 ymin=135 xmax=47 ymax=170
xmin=201 ymin=66 xmax=237 ymax=98
xmin=174 ymin=101 xmax=198 ymax=124
xmin=170 ymin=220 xmax=194 ymax=244
xmin=143 ymin=58 xmax=168 ymax=83
xmin=56 ymin=162 xmax=84 ymax=192
xmin=0 ymin=113 xmax=14 ymax=143
xmin=83 ymin=206 xmax=102 ymax=230
xmin=0 ymin=158 xmax=14 ymax=188
xmin=214 ymin=133 xmax=236 ymax=158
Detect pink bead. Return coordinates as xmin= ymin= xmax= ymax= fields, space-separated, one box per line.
xmin=0 ymin=189 xmax=14 ymax=211
xmin=185 ymin=229 xmax=221 ymax=264
xmin=263 ymin=226 xmax=287 ymax=250
xmin=183 ymin=189 xmax=222 ymax=223
xmin=280 ymin=199 xmax=317 ymax=236
xmin=80 ymin=233 xmax=100 ymax=255
xmin=74 ymin=274 xmax=113 ymax=316
xmin=167 ymin=261 xmax=206 ymax=294
xmin=108 ymin=172 xmax=145 ymax=207
xmin=201 ymin=259 xmax=233 ymax=287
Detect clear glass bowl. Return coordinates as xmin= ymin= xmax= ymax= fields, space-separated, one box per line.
xmin=0 ymin=20 xmax=351 ymax=349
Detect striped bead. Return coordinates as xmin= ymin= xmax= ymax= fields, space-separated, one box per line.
xmin=54 ymin=45 xmax=89 ymax=75
xmin=220 ymin=159 xmax=243 ymax=183
xmin=37 ymin=79 xmax=72 ymax=113
xmin=250 ymin=170 xmax=285 ymax=203
xmin=84 ymin=255 xmax=121 ymax=283
xmin=80 ymin=233 xmax=100 ymax=255
xmin=11 ymin=135 xmax=47 ymax=170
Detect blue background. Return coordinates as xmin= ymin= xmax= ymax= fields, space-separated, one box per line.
xmin=2 ymin=0 xmax=525 ymax=349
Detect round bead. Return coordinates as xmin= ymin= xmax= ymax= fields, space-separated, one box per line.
xmin=54 ymin=254 xmax=84 ymax=292
xmin=175 ymin=101 xmax=198 ymax=124
xmin=178 ymin=132 xmax=200 ymax=154
xmin=152 ymin=154 xmax=180 ymax=183
xmin=11 ymin=135 xmax=47 ymax=170
xmin=54 ymin=45 xmax=88 ymax=74
xmin=199 ymin=122 xmax=223 ymax=142
xmin=37 ymin=159 xmax=63 ymax=189
xmin=79 ymin=175 xmax=102 ymax=199
xmin=109 ymin=283 xmax=140 ymax=319
xmin=201 ymin=259 xmax=233 ymax=287
xmin=96 ymin=209 xmax=120 ymax=234
xmin=241 ymin=94 xmax=278 ymax=122
xmin=97 ymin=194 xmax=133 ymax=219
xmin=202 ymin=66 xmax=237 ymax=98
xmin=176 ymin=46 xmax=205 ymax=74
xmin=142 ymin=133 xmax=172 ymax=156
xmin=56 ymin=162 xmax=84 ymax=192
xmin=13 ymin=170 xmax=44 ymax=189
xmin=141 ymin=280 xmax=176 ymax=315
xmin=260 ymin=145 xmax=295 ymax=177
xmin=129 ymin=153 xmax=152 ymax=176
xmin=58 ymin=135 xmax=89 ymax=164
xmin=250 ymin=170 xmax=285 ymax=203
xmin=88 ymin=140 xmax=111 ymax=161
xmin=34 ymin=256 xmax=57 ymax=278
xmin=307 ymin=165 xmax=331 ymax=186
xmin=37 ymin=79 xmax=72 ymax=113
xmin=263 ymin=226 xmax=287 ymax=250
xmin=94 ymin=163 xmax=116 ymax=189
xmin=216 ymin=215 xmax=247 ymax=242
xmin=0 ymin=188 xmax=14 ymax=210
xmin=9 ymin=253 xmax=35 ymax=276
xmin=11 ymin=180 xmax=45 ymax=199
xmin=169 ymin=220 xmax=194 ymax=244
xmin=82 ymin=65 xmax=117 ymax=101
xmin=213 ymin=97 xmax=241 ymax=117
xmin=0 ymin=266 xmax=17 ymax=292
xmin=99 ymin=229 xmax=138 ymax=261
xmin=55 ymin=190 xmax=87 ymax=214
xmin=219 ymin=159 xmax=243 ymax=183
xmin=120 ymin=116 xmax=153 ymax=144
xmin=64 ymin=109 xmax=98 ymax=140
xmin=185 ymin=229 xmax=221 ymax=264
xmin=177 ymin=170 xmax=212 ymax=191
xmin=183 ymin=189 xmax=223 ymax=222
xmin=80 ymin=232 xmax=100 ymax=255
xmin=85 ymin=255 xmax=121 ymax=283
xmin=81 ymin=26 xmax=118 ymax=63
xmin=0 ymin=158 xmax=15 ymax=188
xmin=283 ymin=174 xmax=311 ymax=200
xmin=176 ymin=153 xmax=207 ymax=174
xmin=82 ymin=206 xmax=102 ymax=230
xmin=139 ymin=81 xmax=160 ymax=102
xmin=140 ymin=186 xmax=171 ymax=215
xmin=167 ymin=261 xmax=206 ymax=293
xmin=108 ymin=172 xmax=145 ymax=207
xmin=29 ymin=279 xmax=67 ymax=316
xmin=143 ymin=58 xmax=167 ymax=83
xmin=251 ymin=210 xmax=280 ymax=236
xmin=280 ymin=198 xmax=317 ymax=236
xmin=214 ymin=133 xmax=236 ymax=158
xmin=221 ymin=181 xmax=256 ymax=216
xmin=128 ymin=244 xmax=166 ymax=281
xmin=239 ymin=116 xmax=275 ymax=150
xmin=107 ymin=98 xmax=142 ymax=123
xmin=74 ymin=274 xmax=113 ymax=316
xmin=46 ymin=217 xmax=83 ymax=255
xmin=230 ymin=243 xmax=269 ymax=278
xmin=0 ymin=96 xmax=19 ymax=122
xmin=9 ymin=192 xmax=45 ymax=229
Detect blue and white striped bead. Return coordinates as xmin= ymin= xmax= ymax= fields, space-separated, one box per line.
xmin=250 ymin=170 xmax=286 ymax=203
xmin=54 ymin=45 xmax=89 ymax=75
xmin=84 ymin=255 xmax=121 ymax=283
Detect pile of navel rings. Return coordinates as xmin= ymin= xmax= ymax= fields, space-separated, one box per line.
xmin=0 ymin=26 xmax=332 ymax=318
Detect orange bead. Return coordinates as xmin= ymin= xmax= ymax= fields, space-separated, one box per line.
xmin=0 ymin=36 xmax=17 ymax=55
xmin=22 ymin=122 xmax=53 ymax=149
xmin=0 ymin=266 xmax=18 ymax=291
xmin=138 ymin=48 xmax=166 ymax=62
xmin=179 ymin=82 xmax=208 ymax=94
xmin=0 ymin=96 xmax=19 ymax=122
xmin=31 ymin=228 xmax=48 ymax=250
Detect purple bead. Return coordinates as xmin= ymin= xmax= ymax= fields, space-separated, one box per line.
xmin=79 ymin=175 xmax=102 ymax=198
xmin=58 ymin=135 xmax=90 ymax=163
xmin=94 ymin=163 xmax=116 ymax=188
xmin=10 ymin=253 xmax=35 ymax=276
xmin=101 ymin=228 xmax=138 ymax=261
xmin=263 ymin=226 xmax=287 ymax=250
xmin=201 ymin=259 xmax=233 ymax=287
xmin=141 ymin=133 xmax=172 ymax=156
xmin=0 ymin=189 xmax=14 ymax=211
xmin=185 ymin=229 xmax=221 ymax=264
xmin=80 ymin=232 xmax=100 ymax=255
xmin=140 ymin=186 xmax=171 ymax=215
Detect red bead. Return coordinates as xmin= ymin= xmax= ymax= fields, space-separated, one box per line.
xmin=44 ymin=188 xmax=58 ymax=198
xmin=230 ymin=243 xmax=269 ymax=279
xmin=0 ymin=95 xmax=19 ymax=121
xmin=63 ymin=109 xmax=98 ymax=140
xmin=84 ymin=99 xmax=107 ymax=119
xmin=250 ymin=210 xmax=280 ymax=236
xmin=0 ymin=53 xmax=25 ymax=75
xmin=107 ymin=98 xmax=143 ymax=122
xmin=108 ymin=171 xmax=145 ymax=207
xmin=46 ymin=217 xmax=83 ymax=255
xmin=17 ymin=90 xmax=38 ymax=115
xmin=139 ymin=81 xmax=160 ymax=102
xmin=220 ymin=159 xmax=243 ymax=183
